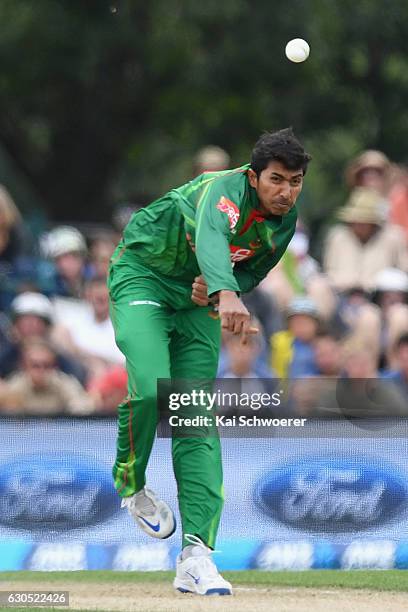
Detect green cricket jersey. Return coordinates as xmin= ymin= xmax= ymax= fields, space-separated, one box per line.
xmin=110 ymin=164 xmax=297 ymax=300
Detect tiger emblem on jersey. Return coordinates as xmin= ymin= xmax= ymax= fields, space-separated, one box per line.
xmin=229 ymin=245 xmax=255 ymax=262
xmin=216 ymin=196 xmax=240 ymax=231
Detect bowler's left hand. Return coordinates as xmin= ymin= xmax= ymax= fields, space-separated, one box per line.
xmin=191 ymin=275 xmax=210 ymax=306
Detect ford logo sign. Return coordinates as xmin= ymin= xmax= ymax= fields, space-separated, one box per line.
xmin=0 ymin=454 xmax=118 ymax=531
xmin=254 ymin=458 xmax=408 ymax=531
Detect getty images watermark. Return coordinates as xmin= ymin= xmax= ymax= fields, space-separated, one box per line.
xmin=159 ymin=379 xmax=307 ymax=436
xmin=167 ymin=388 xmax=307 ymax=429
xmin=157 ymin=377 xmax=408 ymax=438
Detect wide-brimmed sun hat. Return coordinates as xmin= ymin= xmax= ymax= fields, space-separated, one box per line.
xmin=337 ymin=187 xmax=387 ymax=225
xmin=345 ymin=150 xmax=391 ymax=188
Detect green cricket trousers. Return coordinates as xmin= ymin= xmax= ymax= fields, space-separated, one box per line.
xmin=108 ymin=256 xmax=223 ymax=549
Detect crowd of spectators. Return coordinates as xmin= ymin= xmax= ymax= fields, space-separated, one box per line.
xmin=0 ymin=145 xmax=407 ymax=417
xmin=0 ymin=190 xmax=128 ymax=415
xmin=221 ymin=147 xmax=408 ymax=416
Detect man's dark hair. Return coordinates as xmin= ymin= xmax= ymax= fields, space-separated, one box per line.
xmin=251 ymin=127 xmax=312 ymax=176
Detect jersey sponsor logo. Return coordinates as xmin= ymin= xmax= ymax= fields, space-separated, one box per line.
xmin=229 ymin=245 xmax=255 ymax=262
xmin=216 ymin=196 xmax=240 ymax=231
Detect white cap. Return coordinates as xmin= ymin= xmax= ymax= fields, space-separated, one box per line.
xmin=41 ymin=226 xmax=87 ymax=258
xmin=11 ymin=292 xmax=54 ymax=323
xmin=287 ymin=296 xmax=319 ymax=319
xmin=374 ymin=268 xmax=408 ymax=293
xmin=194 ymin=146 xmax=230 ymax=172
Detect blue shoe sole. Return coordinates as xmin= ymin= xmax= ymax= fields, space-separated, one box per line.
xmin=176 ymin=587 xmax=231 ymax=596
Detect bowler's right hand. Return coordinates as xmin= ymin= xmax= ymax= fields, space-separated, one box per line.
xmin=218 ymin=290 xmax=258 ymax=344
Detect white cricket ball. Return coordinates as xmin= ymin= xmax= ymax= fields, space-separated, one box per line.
xmin=285 ymin=38 xmax=310 ymax=63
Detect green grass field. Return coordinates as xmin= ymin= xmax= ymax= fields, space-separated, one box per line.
xmin=2 ymin=570 xmax=408 ymax=612
xmin=1 ymin=569 xmax=408 ymax=591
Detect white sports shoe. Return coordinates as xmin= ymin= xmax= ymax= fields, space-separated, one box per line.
xmin=121 ymin=487 xmax=176 ymax=539
xmin=174 ymin=534 xmax=232 ymax=596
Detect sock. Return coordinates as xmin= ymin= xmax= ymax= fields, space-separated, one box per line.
xmin=182 ymin=543 xmax=209 ymax=559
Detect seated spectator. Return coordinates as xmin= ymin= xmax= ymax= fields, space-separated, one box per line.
xmin=314 ymin=332 xmax=343 ymax=377
xmin=270 ymin=297 xmax=320 ymax=378
xmin=335 ymin=267 xmax=408 ymax=368
xmin=261 ymin=221 xmax=336 ymax=321
xmin=371 ymin=268 xmax=408 ymax=368
xmin=388 ymin=166 xmax=408 ymax=241
xmin=337 ymin=339 xmax=407 ymax=417
xmin=323 ymin=188 xmax=408 ymax=293
xmin=345 ymin=150 xmax=392 ymax=196
xmin=381 ymin=333 xmax=408 ymax=397
xmin=0 ymin=292 xmax=87 ymax=384
xmin=287 ymin=333 xmax=343 ymax=417
xmin=288 ymin=376 xmax=336 ymax=417
xmin=334 ymin=299 xmax=385 ymax=369
xmin=292 ymin=338 xmax=407 ymax=418
xmin=87 ymin=365 xmax=127 ymax=414
xmin=0 ymin=186 xmax=25 ymax=262
xmin=341 ymin=339 xmax=379 ymax=379
xmin=0 ymin=338 xmax=95 ymax=416
xmin=52 ymin=276 xmax=125 ymax=378
xmin=193 ymin=145 xmax=230 ymax=176
xmin=217 ymin=324 xmax=277 ymax=417
xmin=40 ymin=225 xmax=91 ymax=299
xmin=219 ymin=324 xmax=274 ymax=379
xmin=88 ymin=234 xmax=116 ymax=279
xmin=347 ymin=150 xmax=408 ymax=245
xmin=0 ymin=186 xmax=35 ymax=310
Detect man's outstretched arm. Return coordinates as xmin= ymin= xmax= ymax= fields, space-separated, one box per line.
xmin=191 ymin=275 xmax=258 ymax=344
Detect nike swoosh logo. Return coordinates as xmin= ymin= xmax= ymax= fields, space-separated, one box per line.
xmin=139 ymin=516 xmax=161 ymax=532
xmin=185 ymin=571 xmax=200 ymax=584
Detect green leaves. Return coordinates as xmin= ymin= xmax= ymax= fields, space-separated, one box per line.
xmin=0 ymin=0 xmax=407 ymax=229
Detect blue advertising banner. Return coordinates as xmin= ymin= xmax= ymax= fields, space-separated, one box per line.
xmin=0 ymin=417 xmax=408 ymax=571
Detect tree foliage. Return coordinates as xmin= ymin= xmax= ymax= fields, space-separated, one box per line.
xmin=0 ymin=0 xmax=407 ymax=247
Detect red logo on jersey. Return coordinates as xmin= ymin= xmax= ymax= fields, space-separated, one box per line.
xmin=229 ymin=245 xmax=255 ymax=262
xmin=216 ymin=197 xmax=240 ymax=230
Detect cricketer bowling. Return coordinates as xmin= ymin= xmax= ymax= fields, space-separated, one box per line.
xmin=107 ymin=127 xmax=311 ymax=595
